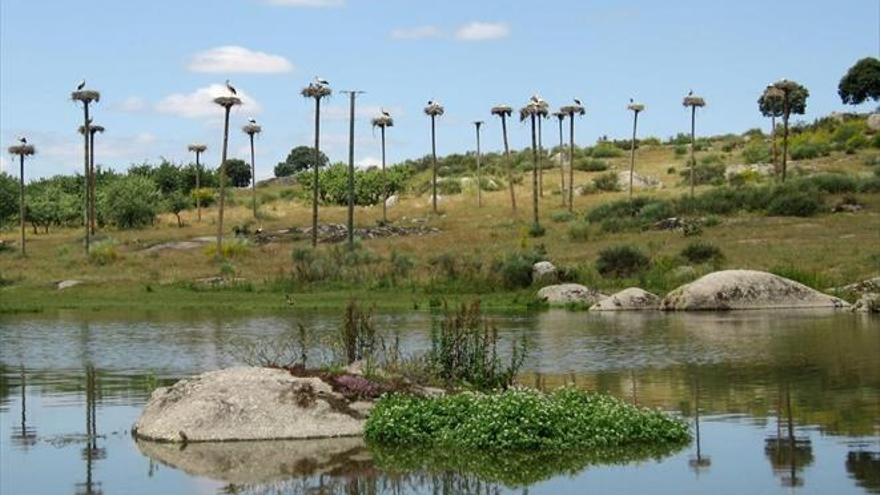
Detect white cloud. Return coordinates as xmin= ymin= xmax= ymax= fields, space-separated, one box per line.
xmin=187 ymin=46 xmax=294 ymax=74
xmin=356 ymin=156 xmax=381 ymax=169
xmin=265 ymin=0 xmax=344 ymax=7
xmin=390 ymin=26 xmax=443 ymax=40
xmin=113 ymin=96 xmax=147 ymax=112
xmin=156 ymin=84 xmax=261 ymax=119
xmin=455 ymin=22 xmax=510 ymax=41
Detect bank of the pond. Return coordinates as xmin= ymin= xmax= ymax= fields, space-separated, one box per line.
xmin=0 ymin=284 xmax=538 ymax=314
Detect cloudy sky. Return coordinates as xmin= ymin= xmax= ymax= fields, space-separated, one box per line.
xmin=1 ymin=0 xmax=878 ymax=179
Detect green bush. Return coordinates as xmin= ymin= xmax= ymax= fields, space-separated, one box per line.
xmin=0 ymin=173 xmax=17 ymax=227
xmin=593 ymin=172 xmax=620 ymax=192
xmin=89 ymin=239 xmax=120 ymax=265
xmin=573 ymin=158 xmax=609 ymax=172
xmin=492 ymin=250 xmax=542 ymax=289
xmin=568 ymin=221 xmax=590 ymax=241
xmin=365 ymin=387 xmax=690 ymax=451
xmin=742 ymin=142 xmax=771 ymax=164
xmin=673 ymin=145 xmax=687 ymax=157
xmin=680 ymin=241 xmax=724 ymax=265
xmin=551 ymin=211 xmax=575 ymax=223
xmin=590 ymin=144 xmax=623 ymax=158
xmin=680 ymin=162 xmax=725 ymax=186
xmin=100 ymin=175 xmax=161 ymax=229
xmin=596 ymin=245 xmax=650 ymax=278
xmin=766 ymin=189 xmax=824 ymax=217
xmin=804 ymin=174 xmax=859 ymax=193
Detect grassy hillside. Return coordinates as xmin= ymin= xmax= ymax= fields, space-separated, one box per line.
xmin=2 ymin=116 xmax=879 ymax=312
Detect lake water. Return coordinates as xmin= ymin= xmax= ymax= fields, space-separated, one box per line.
xmin=1 ymin=309 xmax=878 ymax=494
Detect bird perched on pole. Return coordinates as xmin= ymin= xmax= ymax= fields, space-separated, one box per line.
xmin=225 ymin=79 xmax=237 ymax=95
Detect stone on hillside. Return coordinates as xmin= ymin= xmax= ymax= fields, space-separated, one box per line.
xmin=725 ymin=163 xmax=775 ymax=180
xmin=133 ymin=367 xmax=366 ymax=442
xmin=56 ymin=280 xmax=82 ymax=290
xmin=867 ymin=113 xmax=880 ymax=132
xmin=532 ymin=261 xmax=558 ymax=286
xmin=834 ymin=277 xmax=880 ymax=295
xmin=536 ymin=284 xmax=605 ymax=307
xmin=591 ymin=287 xmax=661 ymax=311
xmin=385 ymin=194 xmax=399 ymax=208
xmin=617 ymin=171 xmax=662 ymax=191
xmin=852 ymin=293 xmax=880 ymax=313
xmin=660 ymin=270 xmax=850 ymax=311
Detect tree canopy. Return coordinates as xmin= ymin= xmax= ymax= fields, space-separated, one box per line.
xmin=222 ymin=159 xmax=252 ymax=187
xmin=275 ymin=146 xmax=328 ymax=177
xmin=838 ymin=57 xmax=880 ymax=105
xmin=758 ymin=81 xmax=809 ymax=118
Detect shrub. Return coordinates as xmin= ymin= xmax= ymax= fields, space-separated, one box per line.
xmin=437 ymin=178 xmax=463 ymax=195
xmin=804 ymin=174 xmax=859 ymax=194
xmin=89 ymin=239 xmax=120 ymax=265
xmin=680 ymin=162 xmax=725 ymax=186
xmin=680 ymin=241 xmax=724 ymax=265
xmin=528 ymin=223 xmax=546 ymax=237
xmin=593 ymin=172 xmax=620 ymax=192
xmin=427 ymin=301 xmax=527 ymax=390
xmin=742 ymin=142 xmax=771 ymax=164
xmin=596 ymin=245 xmax=650 ymax=278
xmin=365 ymin=387 xmax=690 ymax=451
xmin=568 ymin=221 xmax=590 ymax=241
xmin=766 ymin=190 xmax=823 ymax=217
xmin=204 ymin=238 xmax=250 ymax=258
xmin=551 ymin=211 xmax=574 ymax=223
xmin=573 ymin=158 xmax=609 ymax=172
xmin=673 ymin=145 xmax=687 ymax=157
xmin=590 ymin=144 xmax=623 ymax=158
xmin=492 ymin=250 xmax=542 ymax=289
xmin=100 ymin=175 xmax=161 ymax=229
xmin=769 ymin=265 xmax=832 ymax=290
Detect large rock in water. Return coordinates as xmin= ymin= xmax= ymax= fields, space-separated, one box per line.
xmin=536 ymin=284 xmax=605 ymax=307
xmin=133 ymin=367 xmax=366 ymax=442
xmin=660 ymin=270 xmax=850 ymax=311
xmin=591 ymin=288 xmax=660 ymax=311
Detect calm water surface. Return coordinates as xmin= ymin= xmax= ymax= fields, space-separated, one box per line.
xmin=1 ymin=309 xmax=878 ymax=494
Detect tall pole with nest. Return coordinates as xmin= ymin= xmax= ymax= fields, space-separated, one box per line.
xmin=553 ymin=111 xmax=566 ymax=207
xmin=212 ymin=94 xmax=242 ymax=257
xmin=187 ymin=144 xmax=207 ymax=222
xmin=560 ymin=101 xmax=585 ymax=213
xmin=371 ymin=111 xmax=394 ymax=224
xmin=8 ymin=142 xmax=35 ymax=256
xmin=302 ymin=81 xmax=332 ymax=247
xmin=520 ymin=101 xmax=543 ymax=235
xmin=72 ymin=87 xmax=99 ymax=254
xmin=535 ymin=101 xmax=549 ymax=197
xmin=491 ymin=105 xmax=516 ymax=213
xmin=424 ymin=101 xmax=445 ymax=214
xmin=473 ymin=121 xmax=483 ymax=208
xmin=626 ymin=101 xmax=645 ymax=200
xmin=682 ymin=92 xmax=706 ymax=198
xmin=341 ymin=90 xmax=364 ymax=250
xmin=79 ymin=123 xmax=104 ymax=235
xmin=242 ymin=121 xmax=262 ymax=218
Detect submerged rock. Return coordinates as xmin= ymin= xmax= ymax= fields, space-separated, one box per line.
xmin=852 ymin=293 xmax=880 ymax=313
xmin=536 ymin=284 xmax=605 ymax=307
xmin=660 ymin=270 xmax=850 ymax=311
xmin=532 ymin=261 xmax=558 ymax=286
xmin=133 ymin=367 xmax=366 ymax=442
xmin=591 ymin=288 xmax=661 ymax=311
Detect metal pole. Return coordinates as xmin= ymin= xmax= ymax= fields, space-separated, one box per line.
xmin=629 ymin=110 xmax=639 ymax=200
xmin=341 ymin=91 xmax=364 ymax=250
xmin=19 ymin=153 xmax=25 ymax=256
xmin=380 ymin=125 xmax=387 ymax=224
xmin=217 ymin=106 xmax=231 ymax=256
xmin=250 ymin=133 xmax=257 ymax=218
xmin=558 ymin=116 xmax=565 ymax=207
xmin=474 ymin=121 xmax=483 ymax=208
xmin=89 ymin=130 xmax=96 ymax=235
xmin=690 ymin=106 xmax=696 ymax=198
xmin=82 ymin=102 xmax=90 ymax=254
xmin=312 ymin=97 xmax=321 ymax=248
xmin=431 ymin=114 xmax=438 ymax=213
xmin=568 ymin=113 xmax=575 ymax=212
xmin=195 ymin=151 xmax=201 ymax=222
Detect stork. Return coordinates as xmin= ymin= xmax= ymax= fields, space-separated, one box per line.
xmin=19 ymin=137 xmax=27 ymax=144
xmin=314 ymin=76 xmax=329 ymax=86
xmin=248 ymin=117 xmax=257 ymax=124
xmin=530 ymin=93 xmax=542 ymax=104
xmin=381 ymin=108 xmax=391 ymax=117
xmin=225 ymin=79 xmax=238 ymax=95
xmin=574 ymin=98 xmax=582 ymax=106
xmin=688 ymin=89 xmax=693 ymax=96
xmin=76 ymin=79 xmax=86 ymax=91
xmin=629 ymin=98 xmax=634 ymax=103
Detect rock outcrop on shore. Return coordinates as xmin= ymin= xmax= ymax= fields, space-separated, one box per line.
xmin=536 ymin=284 xmax=605 ymax=307
xmin=591 ymin=288 xmax=661 ymax=311
xmin=133 ymin=367 xmax=368 ymax=443
xmin=660 ymin=270 xmax=850 ymax=310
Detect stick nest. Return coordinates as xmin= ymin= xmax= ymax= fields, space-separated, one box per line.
xmin=71 ymin=90 xmax=100 ymax=103
xmin=242 ymin=123 xmax=262 ymax=135
xmin=519 ymin=102 xmax=546 ymax=121
xmin=627 ymin=103 xmax=645 ymax=112
xmin=491 ymin=105 xmax=512 ymax=117
xmin=424 ymin=103 xmax=444 ymax=116
xmin=78 ymin=124 xmax=105 ymax=135
xmin=560 ymin=104 xmax=585 ymax=116
xmin=301 ymin=84 xmax=332 ymax=98
xmin=371 ymin=115 xmax=394 ymax=128
xmin=8 ymin=144 xmax=35 ymax=156
xmin=552 ymin=110 xmax=566 ymax=119
xmin=213 ymin=96 xmax=242 ymax=107
xmin=682 ymin=96 xmax=706 ymax=107
xmin=188 ymin=144 xmax=208 ymax=153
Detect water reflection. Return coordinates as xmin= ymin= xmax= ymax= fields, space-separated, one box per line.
xmin=764 ymin=385 xmax=813 ymax=488
xmin=688 ymin=376 xmax=711 ymax=475
xmin=846 ymin=451 xmax=880 ymax=493
xmin=75 ymin=365 xmax=105 ymax=495
xmin=10 ymin=367 xmax=37 ymax=449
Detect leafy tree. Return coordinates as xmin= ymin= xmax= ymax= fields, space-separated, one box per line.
xmin=153 ymin=160 xmax=183 ymax=195
xmin=181 ymin=163 xmax=218 ymax=192
xmin=165 ymin=191 xmax=191 ymax=227
xmin=838 ymin=57 xmax=880 ymax=105
xmin=274 ymin=146 xmax=328 ymax=177
xmin=100 ymin=175 xmax=161 ymax=229
xmin=25 ymin=183 xmax=80 ymax=233
xmin=0 ymin=172 xmax=17 ymax=227
xmin=222 ymin=159 xmax=251 ymax=187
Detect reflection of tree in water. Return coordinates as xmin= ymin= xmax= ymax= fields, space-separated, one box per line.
xmin=764 ymin=385 xmax=813 ymax=488
xmin=10 ymin=367 xmax=37 ymax=448
xmin=846 ymin=451 xmax=880 ymax=493
xmin=75 ymin=365 xmax=105 ymax=495
xmin=687 ymin=375 xmax=710 ymax=475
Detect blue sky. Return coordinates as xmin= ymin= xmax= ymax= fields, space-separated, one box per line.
xmin=1 ymin=0 xmax=879 ymax=179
